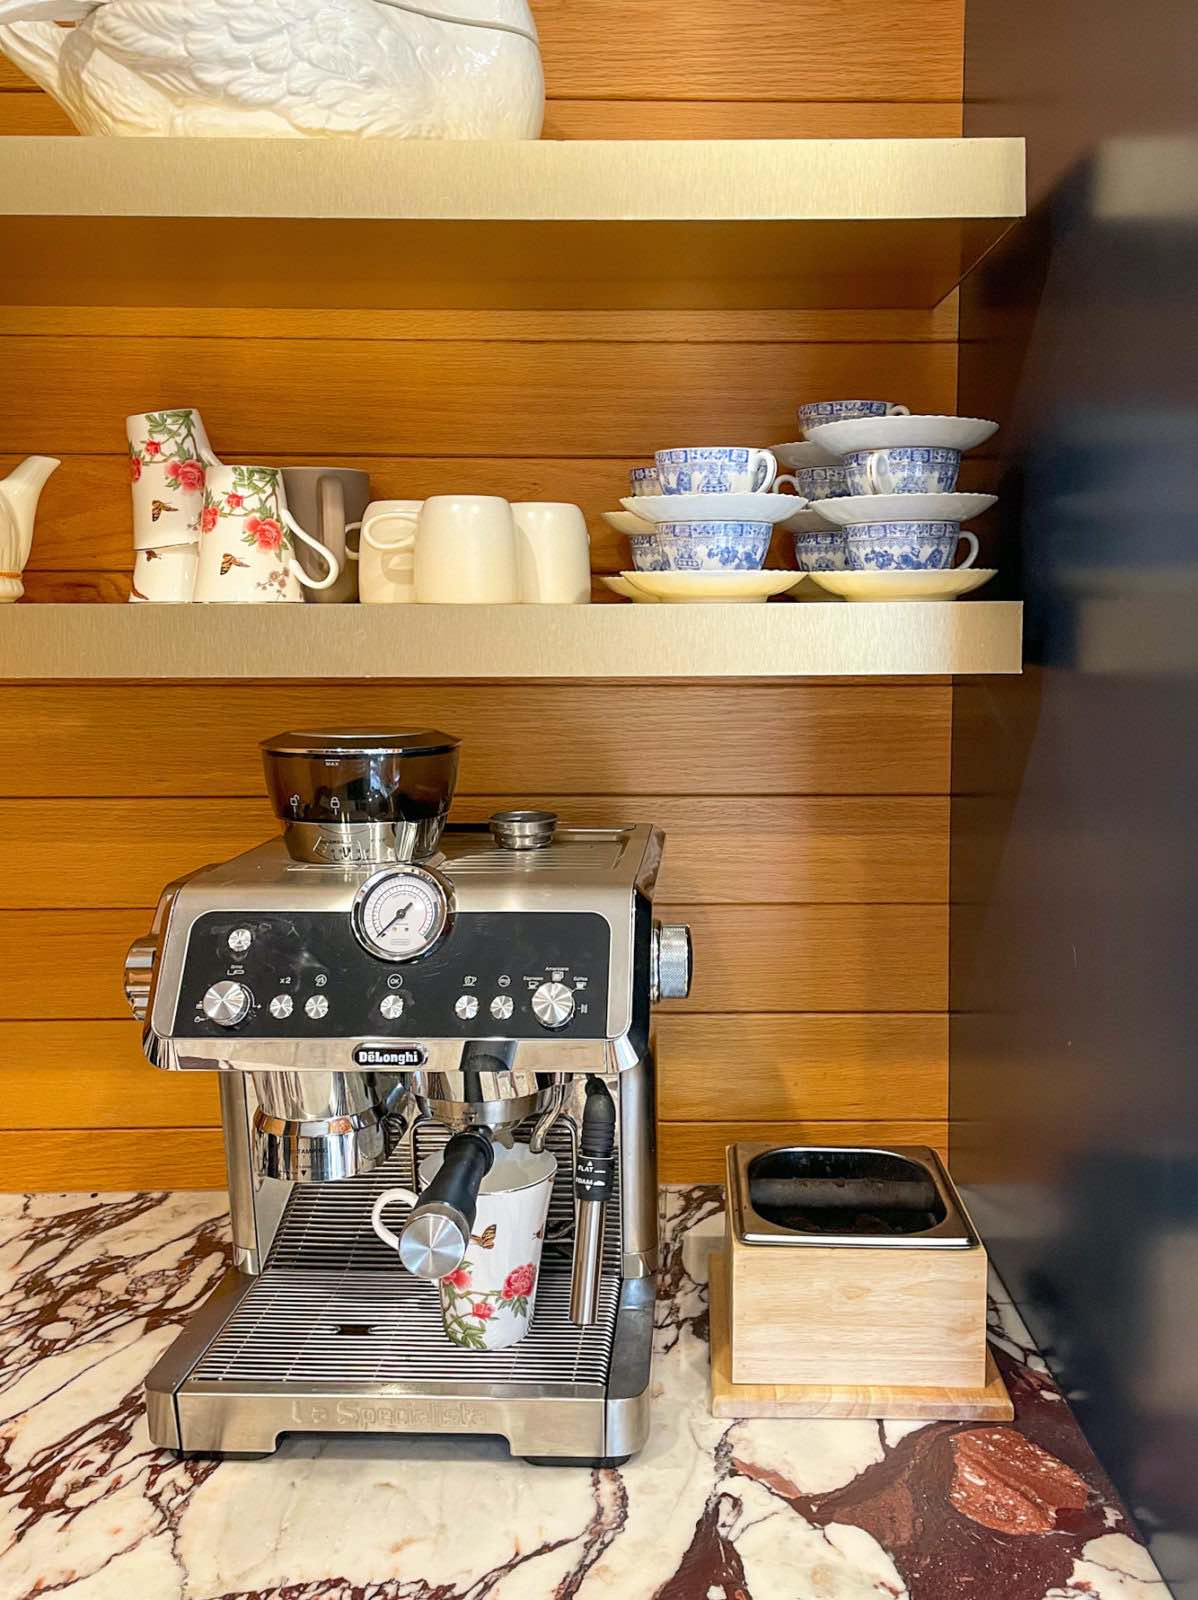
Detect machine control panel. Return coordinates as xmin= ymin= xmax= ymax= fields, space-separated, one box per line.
xmin=175 ymin=910 xmax=612 ymax=1041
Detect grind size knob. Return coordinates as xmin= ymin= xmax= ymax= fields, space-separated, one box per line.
xmin=652 ymin=922 xmax=693 ymax=1001
xmin=124 ymin=934 xmax=158 ymax=1022
xmin=532 ymin=981 xmax=575 ymax=1030
xmin=202 ymin=980 xmax=251 ymax=1028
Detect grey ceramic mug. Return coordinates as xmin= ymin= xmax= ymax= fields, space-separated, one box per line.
xmin=282 ymin=467 xmax=371 ymax=604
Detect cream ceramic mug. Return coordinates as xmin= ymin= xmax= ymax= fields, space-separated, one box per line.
xmin=363 ymin=494 xmax=520 ymax=603
xmin=371 ymin=1142 xmax=556 ymax=1352
xmin=129 ymin=541 xmax=199 ymax=603
xmin=193 ymin=465 xmax=341 ymax=602
xmin=352 ymin=499 xmax=422 ymax=603
xmin=511 ymin=501 xmax=592 ymax=603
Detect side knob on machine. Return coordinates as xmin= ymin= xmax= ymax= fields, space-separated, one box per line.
xmin=531 ymin=980 xmax=575 ymax=1030
xmin=651 ymin=922 xmax=693 ymax=1001
xmin=124 ymin=935 xmax=158 ymax=1022
xmin=202 ymin=980 xmax=252 ymax=1028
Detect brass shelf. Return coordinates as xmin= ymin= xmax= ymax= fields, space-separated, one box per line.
xmin=0 ymin=602 xmax=1024 ymax=680
xmin=0 ymin=137 xmax=1026 ymax=309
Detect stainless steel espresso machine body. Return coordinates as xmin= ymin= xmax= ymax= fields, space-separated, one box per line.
xmin=125 ymin=729 xmax=690 ymax=1464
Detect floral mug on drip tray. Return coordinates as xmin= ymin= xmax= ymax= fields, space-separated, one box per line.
xmin=193 ymin=465 xmax=341 ymax=602
xmin=371 ymin=1141 xmax=556 ymax=1352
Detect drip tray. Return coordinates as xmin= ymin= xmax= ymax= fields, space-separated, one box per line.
xmin=191 ymin=1266 xmax=621 ymax=1391
xmin=730 ymin=1144 xmax=976 ymax=1249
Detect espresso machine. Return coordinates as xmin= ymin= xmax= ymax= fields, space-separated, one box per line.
xmin=124 ymin=729 xmax=691 ymax=1464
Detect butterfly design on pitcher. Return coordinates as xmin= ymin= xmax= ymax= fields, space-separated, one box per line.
xmin=469 ymin=1225 xmax=497 ymax=1250
xmin=150 ymin=500 xmax=177 ymax=522
xmin=220 ymin=553 xmax=250 ymax=576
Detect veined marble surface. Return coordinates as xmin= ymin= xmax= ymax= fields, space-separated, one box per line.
xmin=0 ymin=1186 xmax=1168 ymax=1600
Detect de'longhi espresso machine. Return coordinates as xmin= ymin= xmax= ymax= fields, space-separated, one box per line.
xmin=124 ymin=729 xmax=691 ymax=1464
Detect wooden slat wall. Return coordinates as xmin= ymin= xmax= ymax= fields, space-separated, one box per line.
xmin=0 ymin=0 xmax=962 ymax=1187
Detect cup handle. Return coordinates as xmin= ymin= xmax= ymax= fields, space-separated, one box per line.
xmin=956 ymin=529 xmax=980 ymax=569
xmin=371 ymin=1187 xmax=419 ymax=1252
xmin=345 ymin=519 xmax=362 ymax=562
xmin=887 ymin=404 xmax=912 ymax=416
xmin=281 ymin=509 xmax=343 ymax=591
xmin=772 ymin=473 xmax=803 ymax=497
xmin=362 ymin=513 xmax=419 ymax=554
xmin=862 ymin=453 xmax=885 ymax=494
xmin=755 ymin=449 xmax=778 ymax=492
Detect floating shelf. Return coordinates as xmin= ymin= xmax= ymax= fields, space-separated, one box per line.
xmin=0 ymin=137 xmax=1025 ymax=310
xmin=0 ymin=602 xmax=1023 ymax=680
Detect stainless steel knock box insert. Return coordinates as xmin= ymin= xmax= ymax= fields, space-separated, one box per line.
xmin=730 ymin=1144 xmax=977 ymax=1249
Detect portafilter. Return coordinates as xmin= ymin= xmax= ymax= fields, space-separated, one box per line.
xmin=261 ymin=728 xmax=459 ymax=865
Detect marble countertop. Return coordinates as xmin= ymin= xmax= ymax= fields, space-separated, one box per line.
xmin=0 ymin=1185 xmax=1167 ymax=1600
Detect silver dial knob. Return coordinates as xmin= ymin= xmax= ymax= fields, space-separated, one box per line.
xmin=305 ymin=994 xmax=329 ymax=1020
xmin=269 ymin=993 xmax=293 ymax=1019
xmin=455 ymin=994 xmax=479 ymax=1021
xmin=124 ymin=934 xmax=157 ymax=1022
xmin=490 ymin=994 xmax=515 ymax=1021
xmin=532 ymin=980 xmax=575 ymax=1030
xmin=227 ymin=927 xmax=253 ymax=956
xmin=652 ymin=922 xmax=693 ymax=1001
xmin=202 ymin=980 xmax=251 ymax=1028
xmin=380 ymin=993 xmax=406 ymax=1020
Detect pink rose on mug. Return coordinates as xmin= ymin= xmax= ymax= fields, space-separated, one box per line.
xmin=166 ymin=458 xmax=206 ymax=493
xmin=200 ymin=504 xmax=219 ymax=534
xmin=245 ymin=515 xmax=284 ymax=553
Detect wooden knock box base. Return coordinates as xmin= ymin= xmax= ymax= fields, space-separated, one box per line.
xmin=709 ymin=1249 xmax=1013 ymax=1421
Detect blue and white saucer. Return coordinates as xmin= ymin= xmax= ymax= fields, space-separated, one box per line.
xmin=812 ymin=492 xmax=996 ymax=526
xmin=622 ymin=492 xmax=805 ymax=526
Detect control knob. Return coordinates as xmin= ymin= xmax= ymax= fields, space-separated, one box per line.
xmin=651 ymin=922 xmax=693 ymax=1001
xmin=531 ymin=980 xmax=575 ymax=1030
xmin=124 ymin=934 xmax=157 ymax=1022
xmin=202 ymin=980 xmax=252 ymax=1027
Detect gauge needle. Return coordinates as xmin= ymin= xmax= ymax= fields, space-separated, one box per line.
xmin=380 ymin=902 xmax=414 ymax=934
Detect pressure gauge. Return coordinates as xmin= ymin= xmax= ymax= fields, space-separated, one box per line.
xmin=351 ymin=865 xmax=451 ymax=962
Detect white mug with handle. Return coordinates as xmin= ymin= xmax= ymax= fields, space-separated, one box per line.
xmin=362 ymin=494 xmax=520 ymax=604
xmin=352 ymin=499 xmax=422 ymax=604
xmin=371 ymin=1142 xmax=556 ymax=1352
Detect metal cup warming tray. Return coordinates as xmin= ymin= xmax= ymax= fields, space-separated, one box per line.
xmin=729 ymin=1144 xmax=977 ymax=1250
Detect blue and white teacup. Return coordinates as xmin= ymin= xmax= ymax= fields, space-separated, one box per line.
xmin=655 ymin=520 xmax=771 ymax=572
xmin=629 ymin=465 xmax=661 ymax=497
xmin=795 ymin=464 xmax=849 ymax=501
xmin=842 ymin=447 xmax=961 ymax=496
xmin=628 ymin=531 xmax=666 ymax=571
xmin=656 ymin=447 xmax=778 ymax=495
xmin=793 ymin=530 xmax=847 ymax=572
xmin=844 ymin=521 xmax=980 ymax=572
xmin=799 ymin=400 xmax=910 ymax=432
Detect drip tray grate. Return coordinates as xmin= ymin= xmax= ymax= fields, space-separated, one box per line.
xmin=191 ymin=1267 xmax=621 ymax=1389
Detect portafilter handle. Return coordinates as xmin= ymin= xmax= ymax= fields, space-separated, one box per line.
xmin=398 ymin=1129 xmax=495 ymax=1280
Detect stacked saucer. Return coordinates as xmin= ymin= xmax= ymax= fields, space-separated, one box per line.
xmin=608 ymin=447 xmax=806 ymax=603
xmin=787 ymin=401 xmax=1000 ymax=601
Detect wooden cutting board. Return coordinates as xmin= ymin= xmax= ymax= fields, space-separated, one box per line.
xmin=708 ymin=1248 xmax=1014 ymax=1421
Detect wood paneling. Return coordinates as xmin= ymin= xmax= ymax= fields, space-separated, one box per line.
xmin=0 ymin=0 xmax=964 ymax=1187
xmin=661 ymin=1122 xmax=949 ymax=1182
xmin=0 ymin=1013 xmax=946 ymax=1127
xmin=0 ymin=336 xmax=957 ymax=457
xmin=0 ymin=683 xmax=952 ymax=796
xmin=0 ymin=796 xmax=949 ymax=909
xmin=0 ymin=91 xmax=961 ymax=142
xmin=0 ymin=903 xmax=946 ymax=1018
xmin=657 ymin=1015 xmax=948 ymax=1120
xmin=0 ymin=1128 xmax=230 ymax=1190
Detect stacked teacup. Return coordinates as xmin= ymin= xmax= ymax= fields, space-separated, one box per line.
xmin=785 ymin=400 xmax=999 ymax=585
xmin=618 ymin=446 xmax=804 ymax=575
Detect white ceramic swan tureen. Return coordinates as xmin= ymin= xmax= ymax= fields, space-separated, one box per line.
xmin=0 ymin=0 xmax=544 ymax=137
